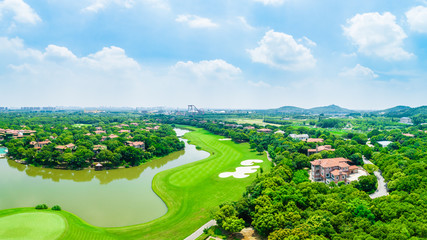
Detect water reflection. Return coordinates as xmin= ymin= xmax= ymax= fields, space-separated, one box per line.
xmin=0 ymin=129 xmax=210 ymax=227
xmin=7 ymin=148 xmax=186 ymax=184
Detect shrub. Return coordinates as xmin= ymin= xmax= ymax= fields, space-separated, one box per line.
xmin=35 ymin=204 xmax=48 ymax=210
xmin=51 ymin=205 xmax=61 ymax=211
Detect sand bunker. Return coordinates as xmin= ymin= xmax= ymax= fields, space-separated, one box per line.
xmin=219 ymin=159 xmax=264 ymax=179
xmin=240 ymin=159 xmax=264 ymax=166
xmin=219 ymin=166 xmax=260 ymax=179
xmin=218 ymin=138 xmax=232 ymax=141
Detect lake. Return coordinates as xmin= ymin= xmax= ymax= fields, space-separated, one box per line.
xmin=0 ymin=129 xmax=210 ymax=227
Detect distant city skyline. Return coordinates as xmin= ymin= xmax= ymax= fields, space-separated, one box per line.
xmin=0 ymin=0 xmax=426 ymax=109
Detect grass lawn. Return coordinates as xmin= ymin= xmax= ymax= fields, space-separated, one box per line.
xmin=0 ymin=211 xmax=66 ymax=240
xmin=227 ymin=118 xmax=281 ymax=127
xmin=0 ymin=127 xmax=270 ymax=240
xmin=72 ymin=124 xmax=92 ymax=128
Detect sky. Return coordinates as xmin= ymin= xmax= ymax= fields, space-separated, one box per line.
xmin=0 ymin=0 xmax=426 ymax=110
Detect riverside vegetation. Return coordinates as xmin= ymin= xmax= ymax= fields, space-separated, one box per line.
xmin=0 ymin=112 xmax=426 ymax=239
xmin=1 ymin=112 xmax=184 ymax=169
xmin=166 ymin=116 xmax=426 ymax=239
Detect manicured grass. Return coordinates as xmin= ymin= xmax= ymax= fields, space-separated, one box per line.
xmin=0 ymin=211 xmax=66 ymax=240
xmin=228 ymin=118 xmax=281 ymax=127
xmin=0 ymin=127 xmax=270 ymax=240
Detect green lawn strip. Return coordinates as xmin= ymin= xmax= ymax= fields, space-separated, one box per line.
xmin=106 ymin=128 xmax=270 ymax=239
xmin=0 ymin=210 xmax=66 ymax=240
xmin=0 ymin=208 xmax=118 ymax=240
xmin=0 ymin=127 xmax=270 ymax=240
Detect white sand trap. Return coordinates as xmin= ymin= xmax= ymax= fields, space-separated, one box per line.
xmin=219 ymin=166 xmax=260 ymax=179
xmin=218 ymin=138 xmax=232 ymax=141
xmin=240 ymin=159 xmax=264 ymax=166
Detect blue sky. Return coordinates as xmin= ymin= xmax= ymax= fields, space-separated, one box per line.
xmin=0 ymin=0 xmax=426 ymax=109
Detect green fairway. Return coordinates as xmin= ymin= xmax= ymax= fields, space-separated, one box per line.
xmin=0 ymin=211 xmax=66 ymax=240
xmin=0 ymin=127 xmax=270 ymax=240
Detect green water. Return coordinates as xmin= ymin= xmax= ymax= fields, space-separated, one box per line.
xmin=0 ymin=148 xmax=6 ymax=154
xmin=0 ymin=129 xmax=209 ymax=227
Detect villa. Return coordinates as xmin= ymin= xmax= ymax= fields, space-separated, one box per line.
xmin=307 ymin=145 xmax=335 ymax=156
xmin=31 ymin=140 xmax=51 ymax=150
xmin=310 ymin=157 xmax=359 ymax=184
xmin=257 ymin=128 xmax=272 ymax=133
xmin=126 ymin=141 xmax=145 ymax=150
xmin=305 ymin=138 xmax=324 ymax=143
xmin=399 ymin=117 xmax=413 ymax=124
xmin=289 ymin=134 xmax=309 ymax=141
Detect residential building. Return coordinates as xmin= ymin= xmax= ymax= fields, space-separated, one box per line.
xmin=257 ymin=128 xmax=272 ymax=133
xmin=307 ymin=145 xmax=335 ymax=156
xmin=32 ymin=140 xmax=52 ymax=149
xmin=310 ymin=157 xmax=359 ymax=184
xmin=126 ymin=141 xmax=145 ymax=150
xmin=399 ymin=117 xmax=413 ymax=124
xmin=289 ymin=134 xmax=309 ymax=141
xmin=93 ymin=145 xmax=107 ymax=153
xmin=305 ymin=138 xmax=324 ymax=143
xmin=377 ymin=141 xmax=392 ymax=148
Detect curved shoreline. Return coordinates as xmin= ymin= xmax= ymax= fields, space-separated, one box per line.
xmin=0 ymin=127 xmax=271 ymax=239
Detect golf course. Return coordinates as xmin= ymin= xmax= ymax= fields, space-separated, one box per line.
xmin=0 ymin=127 xmax=270 ymax=239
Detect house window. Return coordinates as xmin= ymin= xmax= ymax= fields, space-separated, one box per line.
xmin=326 ymin=173 xmax=329 ymax=177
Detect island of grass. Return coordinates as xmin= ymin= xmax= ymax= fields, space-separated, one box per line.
xmin=0 ymin=127 xmax=271 ymax=239
xmin=2 ymin=119 xmax=184 ymax=170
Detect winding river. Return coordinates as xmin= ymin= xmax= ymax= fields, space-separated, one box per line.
xmin=0 ymin=129 xmax=209 ymax=227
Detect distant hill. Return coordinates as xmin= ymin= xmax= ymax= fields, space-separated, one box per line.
xmin=264 ymin=104 xmax=354 ymax=115
xmin=385 ymin=106 xmax=427 ymax=117
xmin=308 ymin=104 xmax=354 ymax=114
xmin=261 ymin=104 xmax=427 ymax=116
xmin=273 ymin=106 xmax=307 ymax=113
xmin=380 ymin=105 xmax=411 ymax=113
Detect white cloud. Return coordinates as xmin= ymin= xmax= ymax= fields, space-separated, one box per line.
xmin=299 ymin=36 xmax=317 ymax=47
xmin=237 ymin=16 xmax=255 ymax=30
xmin=175 ymin=14 xmax=218 ymax=28
xmin=0 ymin=0 xmax=41 ymax=24
xmin=172 ymin=59 xmax=241 ymax=81
xmin=343 ymin=12 xmax=413 ymax=61
xmin=44 ymin=45 xmax=77 ymax=60
xmin=247 ymin=30 xmax=316 ymax=71
xmin=406 ymin=6 xmax=427 ymax=33
xmin=339 ymin=64 xmax=378 ymax=79
xmin=254 ymin=0 xmax=285 ymax=6
xmin=82 ymin=0 xmax=169 ymax=13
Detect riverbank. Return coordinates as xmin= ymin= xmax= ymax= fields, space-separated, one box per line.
xmin=0 ymin=127 xmax=271 ymax=239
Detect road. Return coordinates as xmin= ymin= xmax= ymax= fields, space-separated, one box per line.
xmin=265 ymin=150 xmax=277 ymax=166
xmin=363 ymin=156 xmax=389 ymax=199
xmin=184 ymin=220 xmax=217 ymax=240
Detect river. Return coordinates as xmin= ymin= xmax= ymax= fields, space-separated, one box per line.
xmin=0 ymin=129 xmax=210 ymax=227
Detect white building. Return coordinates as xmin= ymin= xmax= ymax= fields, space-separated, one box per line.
xmin=289 ymin=134 xmax=309 ymax=141
xmin=399 ymin=117 xmax=413 ymax=125
xmin=377 ymin=141 xmax=392 ymax=148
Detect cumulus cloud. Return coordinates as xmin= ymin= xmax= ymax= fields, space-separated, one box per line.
xmin=247 ymin=30 xmax=316 ymax=71
xmin=82 ymin=0 xmax=169 ymax=13
xmin=339 ymin=64 xmax=378 ymax=79
xmin=172 ymin=59 xmax=241 ymax=81
xmin=343 ymin=12 xmax=413 ymax=61
xmin=406 ymin=6 xmax=427 ymax=33
xmin=175 ymin=14 xmax=218 ymax=28
xmin=253 ymin=0 xmax=285 ymax=6
xmin=0 ymin=0 xmax=41 ymax=24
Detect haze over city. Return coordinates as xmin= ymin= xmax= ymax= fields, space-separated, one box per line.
xmin=0 ymin=0 xmax=426 ymax=109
